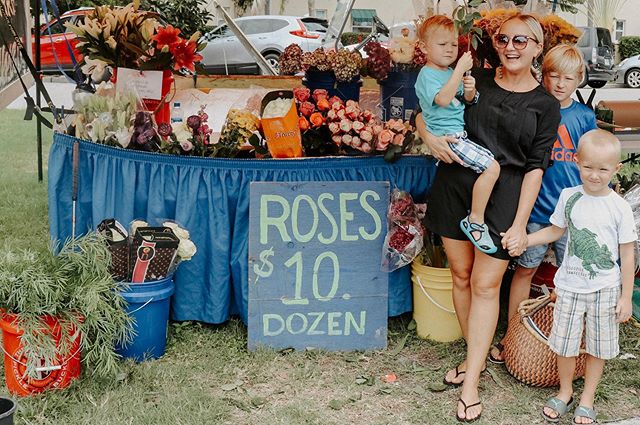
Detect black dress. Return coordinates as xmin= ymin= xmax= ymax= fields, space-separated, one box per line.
xmin=425 ymin=68 xmax=561 ymax=260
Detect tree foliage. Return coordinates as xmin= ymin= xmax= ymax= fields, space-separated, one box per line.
xmin=619 ymin=36 xmax=640 ymax=60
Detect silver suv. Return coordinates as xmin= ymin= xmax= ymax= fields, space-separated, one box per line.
xmin=577 ymin=26 xmax=615 ymax=88
xmin=200 ymin=15 xmax=328 ymax=75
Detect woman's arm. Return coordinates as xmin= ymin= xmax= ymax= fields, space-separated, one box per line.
xmin=415 ymin=114 xmax=462 ymax=164
xmin=500 ymin=168 xmax=543 ymax=253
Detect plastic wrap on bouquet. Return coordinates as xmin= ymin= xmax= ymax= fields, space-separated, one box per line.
xmin=130 ymin=227 xmax=179 ymax=283
xmin=97 ymin=218 xmax=130 ymax=281
xmin=382 ymin=190 xmax=425 ymax=271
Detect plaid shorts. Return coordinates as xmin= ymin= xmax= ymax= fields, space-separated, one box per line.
xmin=447 ymin=131 xmax=494 ymax=173
xmin=548 ymin=286 xmax=621 ymax=360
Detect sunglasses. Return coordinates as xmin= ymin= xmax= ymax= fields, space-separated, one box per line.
xmin=493 ymin=34 xmax=538 ymax=50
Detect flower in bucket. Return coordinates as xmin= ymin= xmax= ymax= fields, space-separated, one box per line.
xmin=162 ymin=222 xmax=197 ymax=262
xmin=66 ymin=2 xmax=204 ymax=75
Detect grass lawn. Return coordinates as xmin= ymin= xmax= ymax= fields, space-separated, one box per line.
xmin=1 ymin=107 xmax=639 ymax=424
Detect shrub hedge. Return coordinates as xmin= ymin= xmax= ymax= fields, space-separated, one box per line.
xmin=619 ymin=36 xmax=640 ymax=60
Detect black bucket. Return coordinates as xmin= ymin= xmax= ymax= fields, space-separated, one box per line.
xmin=302 ymin=71 xmax=362 ymax=102
xmin=0 ymin=397 xmax=16 ymax=425
xmin=379 ymin=70 xmax=420 ymax=121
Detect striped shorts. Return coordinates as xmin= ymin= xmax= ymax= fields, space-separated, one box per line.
xmin=447 ymin=131 xmax=495 ymax=173
xmin=548 ymin=286 xmax=621 ymax=360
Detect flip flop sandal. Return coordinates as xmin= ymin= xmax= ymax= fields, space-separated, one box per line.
xmin=456 ymin=398 xmax=482 ymax=423
xmin=573 ymin=406 xmax=597 ymax=425
xmin=541 ymin=396 xmax=575 ymax=423
xmin=460 ymin=215 xmax=498 ymax=254
xmin=443 ymin=365 xmax=488 ymax=388
xmin=488 ymin=342 xmax=505 ymax=364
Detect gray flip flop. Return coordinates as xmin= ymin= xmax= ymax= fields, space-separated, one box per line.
xmin=542 ymin=396 xmax=575 ymax=423
xmin=573 ymin=406 xmax=597 ymax=424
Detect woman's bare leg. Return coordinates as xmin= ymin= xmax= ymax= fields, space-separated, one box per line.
xmin=457 ymin=251 xmax=510 ymax=421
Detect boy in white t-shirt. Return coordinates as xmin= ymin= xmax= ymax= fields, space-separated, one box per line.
xmin=508 ymin=129 xmax=636 ymax=424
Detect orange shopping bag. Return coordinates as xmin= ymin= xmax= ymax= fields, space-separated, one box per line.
xmin=260 ymin=91 xmax=303 ymax=158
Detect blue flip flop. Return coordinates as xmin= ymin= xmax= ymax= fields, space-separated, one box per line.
xmin=460 ymin=215 xmax=497 ymax=254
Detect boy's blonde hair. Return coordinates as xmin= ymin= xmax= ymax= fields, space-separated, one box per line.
xmin=542 ymin=44 xmax=585 ymax=80
xmin=577 ymin=129 xmax=621 ymax=160
xmin=418 ymin=14 xmax=455 ymax=42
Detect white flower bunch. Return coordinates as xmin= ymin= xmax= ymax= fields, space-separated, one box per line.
xmin=262 ymin=98 xmax=293 ymax=118
xmin=163 ymin=221 xmax=197 ymax=261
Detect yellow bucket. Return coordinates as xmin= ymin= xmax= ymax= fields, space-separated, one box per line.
xmin=411 ymin=261 xmax=463 ymax=342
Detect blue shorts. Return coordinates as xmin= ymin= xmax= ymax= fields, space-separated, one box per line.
xmin=517 ymin=222 xmax=567 ymax=268
xmin=447 ymin=131 xmax=494 ymax=174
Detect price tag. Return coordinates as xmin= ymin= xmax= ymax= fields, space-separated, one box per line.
xmin=248 ymin=181 xmax=390 ymax=351
xmin=115 ymin=67 xmax=163 ymax=100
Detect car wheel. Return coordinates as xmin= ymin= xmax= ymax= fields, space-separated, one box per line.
xmin=260 ymin=52 xmax=281 ymax=75
xmin=625 ymin=68 xmax=640 ymax=88
xmin=587 ymin=80 xmax=606 ymax=88
xmin=578 ymin=67 xmax=588 ymax=88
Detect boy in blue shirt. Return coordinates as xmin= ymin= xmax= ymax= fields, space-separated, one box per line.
xmin=415 ymin=14 xmax=500 ymax=254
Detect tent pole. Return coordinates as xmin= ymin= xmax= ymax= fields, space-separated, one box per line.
xmin=35 ymin=0 xmax=43 ymax=182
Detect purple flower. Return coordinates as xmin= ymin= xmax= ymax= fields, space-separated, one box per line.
xmin=158 ymin=123 xmax=173 ymax=137
xmin=186 ymin=115 xmax=201 ymax=130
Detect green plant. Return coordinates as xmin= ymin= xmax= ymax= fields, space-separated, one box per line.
xmin=543 ymin=0 xmax=587 ymax=13
xmin=452 ymin=0 xmax=485 ymax=50
xmin=341 ymin=32 xmax=366 ymax=46
xmin=141 ymin=0 xmax=214 ymax=38
xmin=0 ymin=234 xmax=133 ymax=379
xmin=620 ymin=36 xmax=640 ymax=60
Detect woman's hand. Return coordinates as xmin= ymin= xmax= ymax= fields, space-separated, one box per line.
xmin=415 ymin=114 xmax=463 ymax=164
xmin=500 ymin=226 xmax=527 ymax=257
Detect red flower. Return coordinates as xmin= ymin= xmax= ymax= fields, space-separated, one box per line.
xmin=152 ymin=25 xmax=182 ymax=50
xmin=170 ymin=41 xmax=203 ymax=72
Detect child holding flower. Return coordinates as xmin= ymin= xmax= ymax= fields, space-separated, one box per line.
xmin=415 ymin=14 xmax=501 ymax=254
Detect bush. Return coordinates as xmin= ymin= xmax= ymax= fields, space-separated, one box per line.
xmin=341 ymin=32 xmax=366 ymax=46
xmin=619 ymin=36 xmax=640 ymax=60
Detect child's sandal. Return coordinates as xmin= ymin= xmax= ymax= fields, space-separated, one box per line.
xmin=460 ymin=215 xmax=497 ymax=254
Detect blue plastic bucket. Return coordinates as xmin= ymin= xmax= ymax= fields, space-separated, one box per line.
xmin=117 ymin=277 xmax=174 ymax=361
xmin=302 ymin=71 xmax=363 ymax=102
xmin=379 ymin=70 xmax=420 ymax=121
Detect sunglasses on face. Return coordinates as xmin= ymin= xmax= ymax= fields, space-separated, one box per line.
xmin=493 ymin=34 xmax=538 ymax=50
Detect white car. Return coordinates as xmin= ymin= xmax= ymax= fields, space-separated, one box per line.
xmin=200 ymin=15 xmax=328 ymax=75
xmin=616 ymin=54 xmax=640 ymax=88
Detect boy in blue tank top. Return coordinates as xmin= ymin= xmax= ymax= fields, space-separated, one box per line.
xmin=415 ymin=14 xmax=501 ymax=254
xmin=490 ymin=44 xmax=598 ymax=364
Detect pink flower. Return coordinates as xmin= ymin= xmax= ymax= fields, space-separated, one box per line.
xmin=372 ymin=124 xmax=384 ymax=135
xmin=328 ymin=96 xmax=342 ymax=106
xmin=341 ymin=134 xmax=353 ymax=146
xmin=346 ymin=100 xmax=358 ymax=108
xmin=293 ymin=87 xmax=311 ymax=103
xmin=326 ymin=109 xmax=337 ymax=121
xmin=376 ymin=129 xmax=394 ymax=150
xmin=331 ymin=101 xmax=345 ymax=112
xmin=392 ymin=133 xmax=405 ymax=146
xmin=328 ymin=122 xmax=341 ymax=134
xmin=312 ymin=89 xmax=329 ymax=103
xmin=339 ymin=119 xmax=353 ymax=133
xmin=360 ymin=129 xmax=373 ymax=142
xmin=390 ymin=119 xmax=407 ymax=133
xmin=345 ymin=105 xmax=359 ymax=120
xmin=363 ymin=110 xmax=374 ymax=122
xmin=181 ymin=141 xmax=194 ymax=151
xmin=299 ymin=101 xmax=315 ymax=117
xmin=337 ymin=109 xmax=346 ymax=120
xmin=351 ymin=136 xmax=362 ymax=148
xmin=361 ymin=142 xmax=373 ymax=153
xmin=352 ymin=121 xmax=365 ymax=133
xmin=332 ymin=135 xmax=342 ymax=145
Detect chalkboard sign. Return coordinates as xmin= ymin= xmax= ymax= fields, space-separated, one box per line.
xmin=248 ymin=181 xmax=390 ymax=351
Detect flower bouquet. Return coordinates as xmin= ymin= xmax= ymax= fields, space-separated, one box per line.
xmin=158 ymin=106 xmax=213 ymax=156
xmin=382 ymin=190 xmax=426 ymax=272
xmin=67 ymin=2 xmax=204 ymax=123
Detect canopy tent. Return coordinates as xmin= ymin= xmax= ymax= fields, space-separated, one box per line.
xmin=0 ymin=0 xmax=33 ymax=111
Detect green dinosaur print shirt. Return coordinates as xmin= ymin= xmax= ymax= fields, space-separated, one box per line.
xmin=549 ymin=186 xmax=637 ymax=293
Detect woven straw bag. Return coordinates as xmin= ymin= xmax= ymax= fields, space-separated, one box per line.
xmin=503 ymin=295 xmax=587 ymax=387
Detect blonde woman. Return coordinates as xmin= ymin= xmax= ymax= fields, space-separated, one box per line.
xmin=416 ymin=13 xmax=560 ymax=422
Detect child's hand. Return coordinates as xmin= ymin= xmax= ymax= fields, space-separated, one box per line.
xmin=462 ymin=75 xmax=476 ymax=95
xmin=616 ymin=297 xmax=633 ymax=323
xmin=500 ymin=231 xmax=527 ymax=256
xmin=455 ymin=51 xmax=473 ymax=74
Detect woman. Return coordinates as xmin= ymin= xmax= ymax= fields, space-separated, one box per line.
xmin=416 ymin=13 xmax=560 ymax=422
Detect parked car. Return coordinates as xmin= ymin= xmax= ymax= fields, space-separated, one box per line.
xmin=199 ymin=15 xmax=329 ymax=75
xmin=576 ymin=26 xmax=616 ymax=88
xmin=32 ymin=8 xmax=90 ymax=73
xmin=615 ymin=54 xmax=640 ymax=88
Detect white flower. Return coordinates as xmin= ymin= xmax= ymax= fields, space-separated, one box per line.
xmin=180 ymin=141 xmax=194 ymax=152
xmin=98 ymin=112 xmax=113 ymax=126
xmin=172 ymin=123 xmax=192 ymax=143
xmin=106 ymin=36 xmax=118 ymax=51
xmin=177 ymin=239 xmax=197 ymax=260
xmin=81 ymin=57 xmax=109 ymax=83
xmin=114 ymin=128 xmax=132 ymax=148
xmin=163 ymin=222 xmax=190 ymax=240
xmin=130 ymin=220 xmax=149 ymax=235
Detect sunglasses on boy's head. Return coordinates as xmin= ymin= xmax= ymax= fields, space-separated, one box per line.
xmin=493 ymin=34 xmax=538 ymax=50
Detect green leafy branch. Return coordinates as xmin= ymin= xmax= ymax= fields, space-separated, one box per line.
xmin=452 ymin=0 xmax=485 ymax=51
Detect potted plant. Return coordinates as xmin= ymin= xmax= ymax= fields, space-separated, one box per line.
xmin=0 ymin=234 xmax=133 ymax=396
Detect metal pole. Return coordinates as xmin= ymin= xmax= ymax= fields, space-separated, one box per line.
xmin=35 ymin=0 xmax=43 ymax=182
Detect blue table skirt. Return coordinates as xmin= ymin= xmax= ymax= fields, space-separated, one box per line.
xmin=48 ymin=133 xmax=437 ymax=324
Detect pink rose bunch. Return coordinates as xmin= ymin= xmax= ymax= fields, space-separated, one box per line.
xmin=324 ymin=98 xmax=378 ymax=153
xmin=375 ymin=118 xmax=411 ymax=152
